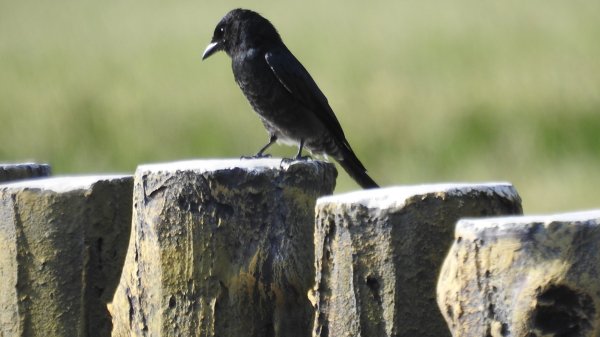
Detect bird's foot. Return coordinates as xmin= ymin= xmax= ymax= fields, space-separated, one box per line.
xmin=241 ymin=153 xmax=272 ymax=160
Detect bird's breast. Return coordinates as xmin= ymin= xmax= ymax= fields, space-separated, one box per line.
xmin=232 ymin=53 xmax=292 ymax=116
xmin=231 ymin=49 xmax=326 ymax=142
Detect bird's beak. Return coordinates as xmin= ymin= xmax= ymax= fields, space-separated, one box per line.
xmin=202 ymin=41 xmax=221 ymax=60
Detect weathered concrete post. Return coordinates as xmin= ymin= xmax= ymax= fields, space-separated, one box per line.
xmin=312 ymin=183 xmax=523 ymax=337
xmin=0 ymin=175 xmax=133 ymax=337
xmin=109 ymin=159 xmax=337 ymax=337
xmin=437 ymin=210 xmax=600 ymax=337
xmin=0 ymin=163 xmax=51 ymax=182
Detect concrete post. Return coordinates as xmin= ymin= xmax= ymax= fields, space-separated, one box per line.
xmin=0 ymin=175 xmax=133 ymax=337
xmin=0 ymin=163 xmax=51 ymax=182
xmin=437 ymin=210 xmax=600 ymax=337
xmin=312 ymin=183 xmax=523 ymax=337
xmin=109 ymin=159 xmax=337 ymax=337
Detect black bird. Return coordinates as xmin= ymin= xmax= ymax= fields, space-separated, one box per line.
xmin=202 ymin=9 xmax=378 ymax=189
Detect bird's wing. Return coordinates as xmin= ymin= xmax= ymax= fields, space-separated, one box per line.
xmin=265 ymin=48 xmax=349 ymax=145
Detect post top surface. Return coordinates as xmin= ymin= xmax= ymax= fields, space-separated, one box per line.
xmin=0 ymin=162 xmax=50 ymax=168
xmin=459 ymin=209 xmax=600 ymax=227
xmin=136 ymin=158 xmax=328 ymax=174
xmin=0 ymin=175 xmax=131 ymax=193
xmin=455 ymin=209 xmax=600 ymax=240
xmin=317 ymin=182 xmax=519 ymax=209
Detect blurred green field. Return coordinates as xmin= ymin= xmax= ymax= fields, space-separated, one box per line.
xmin=1 ymin=0 xmax=599 ymax=212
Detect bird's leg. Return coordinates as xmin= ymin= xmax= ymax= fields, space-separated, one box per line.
xmin=282 ymin=139 xmax=312 ymax=164
xmin=242 ymin=135 xmax=276 ymax=159
xmin=256 ymin=135 xmax=277 ymax=157
xmin=295 ymin=139 xmax=312 ymax=160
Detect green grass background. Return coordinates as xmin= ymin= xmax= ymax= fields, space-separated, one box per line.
xmin=1 ymin=0 xmax=599 ymax=212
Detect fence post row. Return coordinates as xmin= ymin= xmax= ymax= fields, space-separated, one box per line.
xmin=1 ymin=162 xmax=598 ymax=336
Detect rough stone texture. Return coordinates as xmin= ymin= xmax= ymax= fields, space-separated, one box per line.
xmin=0 ymin=163 xmax=51 ymax=182
xmin=312 ymin=183 xmax=523 ymax=337
xmin=109 ymin=159 xmax=337 ymax=337
xmin=438 ymin=210 xmax=600 ymax=337
xmin=0 ymin=175 xmax=133 ymax=337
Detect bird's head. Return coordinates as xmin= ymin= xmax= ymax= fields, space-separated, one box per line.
xmin=202 ymin=8 xmax=281 ymax=60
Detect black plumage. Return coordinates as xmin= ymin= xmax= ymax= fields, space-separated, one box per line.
xmin=202 ymin=8 xmax=378 ymax=189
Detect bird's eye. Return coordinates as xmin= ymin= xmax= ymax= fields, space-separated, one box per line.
xmin=215 ymin=25 xmax=226 ymax=39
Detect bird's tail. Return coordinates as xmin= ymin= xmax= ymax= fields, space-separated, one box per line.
xmin=336 ymin=144 xmax=379 ymax=189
